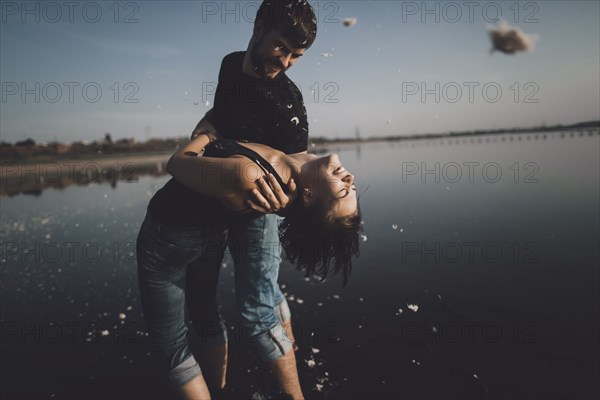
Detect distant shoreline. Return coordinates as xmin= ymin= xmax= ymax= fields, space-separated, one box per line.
xmin=1 ymin=122 xmax=598 ymax=167
xmin=1 ymin=125 xmax=598 ymax=197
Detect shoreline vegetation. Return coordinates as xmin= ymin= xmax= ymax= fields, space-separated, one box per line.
xmin=2 ymin=120 xmax=598 ymax=163
xmin=1 ymin=121 xmax=598 ymax=197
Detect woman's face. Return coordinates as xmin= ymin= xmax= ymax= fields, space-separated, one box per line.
xmin=302 ymin=154 xmax=358 ymax=218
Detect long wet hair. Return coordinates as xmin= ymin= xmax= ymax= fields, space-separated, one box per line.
xmin=279 ymin=196 xmax=362 ymax=286
xmin=255 ymin=0 xmax=318 ymax=49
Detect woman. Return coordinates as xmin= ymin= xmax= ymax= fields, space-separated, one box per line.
xmin=137 ymin=132 xmax=362 ymax=398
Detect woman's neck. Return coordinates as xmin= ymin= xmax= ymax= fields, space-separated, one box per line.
xmin=283 ymin=153 xmax=316 ymax=182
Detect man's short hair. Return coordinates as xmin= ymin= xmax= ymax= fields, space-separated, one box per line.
xmin=255 ymin=0 xmax=318 ymax=49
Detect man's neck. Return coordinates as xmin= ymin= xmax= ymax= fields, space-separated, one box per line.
xmin=242 ymin=51 xmax=262 ymax=78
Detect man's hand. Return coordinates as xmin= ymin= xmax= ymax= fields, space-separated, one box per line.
xmin=247 ymin=174 xmax=298 ymax=214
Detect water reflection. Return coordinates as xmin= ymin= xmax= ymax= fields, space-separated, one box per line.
xmin=0 ymin=129 xmax=598 ymax=398
xmin=0 ymin=156 xmax=169 ymax=197
xmin=1 ymin=130 xmax=598 ymax=198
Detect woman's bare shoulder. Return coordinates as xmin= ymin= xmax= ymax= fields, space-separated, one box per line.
xmin=236 ymin=142 xmax=284 ymax=165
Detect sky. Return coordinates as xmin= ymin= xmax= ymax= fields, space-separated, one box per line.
xmin=0 ymin=0 xmax=599 ymax=143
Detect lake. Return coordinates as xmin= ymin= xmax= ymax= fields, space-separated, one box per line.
xmin=1 ymin=131 xmax=599 ymax=399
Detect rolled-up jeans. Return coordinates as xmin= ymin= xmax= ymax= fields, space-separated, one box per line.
xmin=136 ymin=212 xmax=228 ymax=389
xmin=137 ymin=212 xmax=293 ymax=389
xmin=227 ymin=213 xmax=293 ymax=361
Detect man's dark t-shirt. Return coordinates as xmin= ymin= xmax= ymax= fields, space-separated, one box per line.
xmin=207 ymin=51 xmax=309 ymax=154
xmin=147 ymin=51 xmax=309 ymax=227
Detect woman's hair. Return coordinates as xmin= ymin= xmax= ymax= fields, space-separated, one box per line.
xmin=279 ymin=197 xmax=362 ymax=286
xmin=255 ymin=0 xmax=318 ymax=49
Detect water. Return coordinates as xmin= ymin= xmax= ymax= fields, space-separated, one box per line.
xmin=1 ymin=131 xmax=598 ymax=399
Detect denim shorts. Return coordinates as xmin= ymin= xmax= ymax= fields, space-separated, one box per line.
xmin=137 ymin=212 xmax=293 ymax=388
xmin=136 ymin=212 xmax=229 ymax=388
xmin=227 ymin=213 xmax=293 ymax=360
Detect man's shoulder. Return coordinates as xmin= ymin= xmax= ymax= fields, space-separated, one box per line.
xmin=280 ymin=73 xmax=302 ymax=94
xmin=218 ymin=51 xmax=245 ymax=83
xmin=222 ymin=51 xmax=245 ymax=68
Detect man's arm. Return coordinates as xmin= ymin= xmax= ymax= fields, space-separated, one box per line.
xmin=191 ymin=108 xmax=218 ymax=140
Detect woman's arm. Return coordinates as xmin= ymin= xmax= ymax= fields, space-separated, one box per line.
xmin=167 ymin=134 xmax=296 ymax=213
xmin=166 ymin=134 xmax=257 ymax=201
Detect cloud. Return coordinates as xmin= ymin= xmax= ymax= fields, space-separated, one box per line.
xmin=487 ymin=21 xmax=539 ymax=55
xmin=40 ymin=24 xmax=184 ymax=59
xmin=85 ymin=36 xmax=184 ymax=59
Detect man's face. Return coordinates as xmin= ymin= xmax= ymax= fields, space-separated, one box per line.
xmin=250 ymin=27 xmax=306 ymax=79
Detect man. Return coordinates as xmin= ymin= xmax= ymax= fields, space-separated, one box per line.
xmin=185 ymin=1 xmax=317 ymax=398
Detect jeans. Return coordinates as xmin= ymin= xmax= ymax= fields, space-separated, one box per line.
xmin=136 ymin=211 xmax=292 ymax=389
xmin=137 ymin=212 xmax=228 ymax=388
xmin=228 ymin=213 xmax=293 ymax=361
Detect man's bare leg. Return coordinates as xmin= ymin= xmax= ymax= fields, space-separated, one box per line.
xmin=268 ymin=348 xmax=304 ymax=400
xmin=176 ymin=374 xmax=212 ymax=400
xmin=196 ymin=342 xmax=228 ymax=392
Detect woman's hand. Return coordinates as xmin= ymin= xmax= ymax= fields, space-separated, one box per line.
xmin=247 ymin=174 xmax=297 ymax=215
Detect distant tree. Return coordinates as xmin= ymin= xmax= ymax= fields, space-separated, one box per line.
xmin=104 ymin=133 xmax=113 ymax=143
xmin=15 ymin=138 xmax=35 ymax=147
